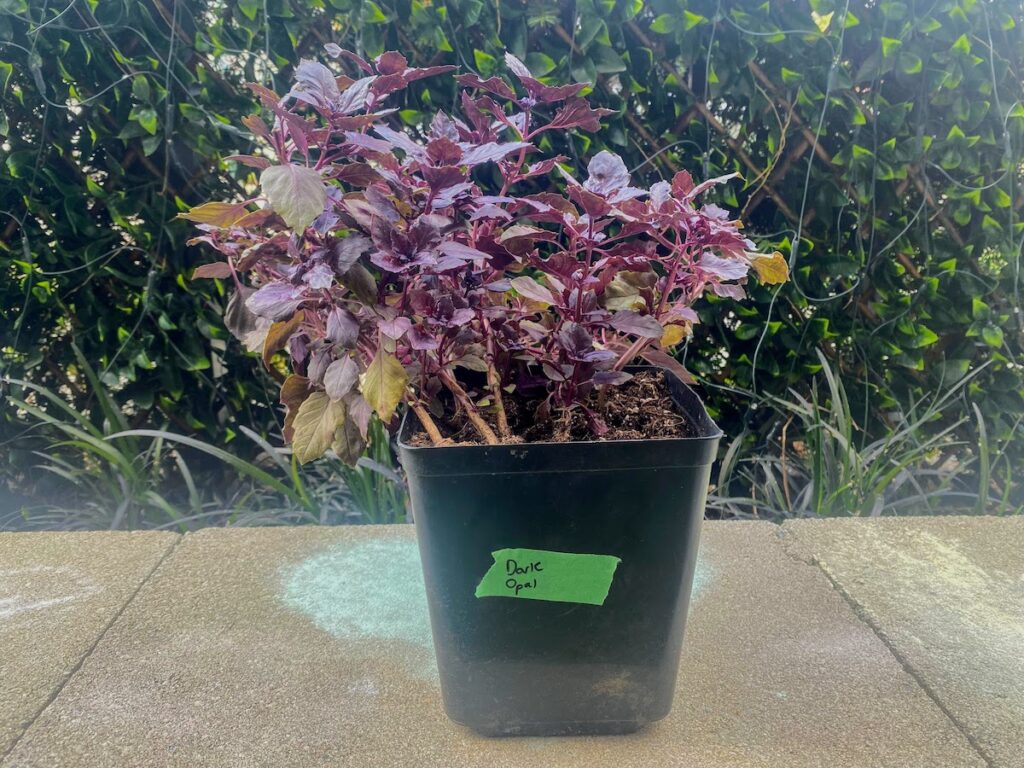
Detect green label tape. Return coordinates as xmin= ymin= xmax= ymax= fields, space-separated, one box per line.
xmin=474 ymin=547 xmax=621 ymax=606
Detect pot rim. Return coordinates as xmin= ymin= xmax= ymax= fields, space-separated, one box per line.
xmin=397 ymin=364 xmax=723 ymax=456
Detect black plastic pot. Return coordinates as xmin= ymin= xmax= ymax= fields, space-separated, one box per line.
xmin=397 ymin=366 xmax=722 ymax=737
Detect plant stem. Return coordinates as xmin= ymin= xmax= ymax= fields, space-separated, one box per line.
xmin=612 ymin=335 xmax=650 ymax=372
xmin=409 ymin=401 xmax=445 ymax=446
xmin=440 ymin=370 xmax=500 ymax=445
xmin=482 ymin=319 xmax=511 ymax=439
xmin=487 ymin=364 xmax=511 ymax=439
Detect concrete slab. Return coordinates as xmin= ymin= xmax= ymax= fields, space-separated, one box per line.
xmin=784 ymin=515 xmax=1024 ymax=767
xmin=0 ymin=531 xmax=179 ymax=757
xmin=2 ymin=523 xmax=983 ymax=767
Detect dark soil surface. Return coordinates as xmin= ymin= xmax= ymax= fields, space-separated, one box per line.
xmin=409 ymin=371 xmax=696 ymax=446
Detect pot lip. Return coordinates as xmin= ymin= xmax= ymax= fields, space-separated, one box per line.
xmin=397 ymin=364 xmax=723 ymax=454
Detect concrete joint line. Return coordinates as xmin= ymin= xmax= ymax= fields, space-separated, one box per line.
xmin=0 ymin=534 xmax=184 ymax=766
xmin=774 ymin=527 xmax=998 ymax=768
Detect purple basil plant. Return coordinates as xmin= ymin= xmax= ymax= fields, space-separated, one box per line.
xmin=184 ymin=49 xmax=788 ymax=461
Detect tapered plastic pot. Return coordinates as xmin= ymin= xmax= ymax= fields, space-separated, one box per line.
xmin=397 ymin=366 xmax=722 ymax=737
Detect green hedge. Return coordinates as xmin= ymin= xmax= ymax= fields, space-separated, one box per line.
xmin=2 ymin=0 xmax=1022 ymax=483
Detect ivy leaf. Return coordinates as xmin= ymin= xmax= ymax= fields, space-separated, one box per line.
xmin=683 ymin=10 xmax=706 ymax=30
xmin=524 ymin=52 xmax=557 ymax=77
xmin=474 ymin=49 xmax=498 ymax=77
xmin=130 ymin=106 xmax=158 ymax=135
xmin=812 ymin=11 xmax=834 ymax=33
xmin=982 ymin=325 xmax=1004 ymax=348
xmin=291 ymin=391 xmax=347 ymax=464
xmin=360 ymin=348 xmax=407 ymax=422
xmin=880 ymin=37 xmax=902 ymax=57
xmin=650 ymin=14 xmax=678 ymax=34
xmin=259 ymin=164 xmax=327 ymax=231
xmin=750 ymin=251 xmax=791 ymax=285
xmin=899 ymin=52 xmax=923 ymax=75
xmin=951 ymin=34 xmax=971 ymax=55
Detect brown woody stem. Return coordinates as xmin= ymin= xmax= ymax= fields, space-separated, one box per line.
xmin=487 ymin=364 xmax=511 ymax=439
xmin=440 ymin=371 xmax=500 ymax=445
xmin=482 ymin=324 xmax=511 ymax=439
xmin=612 ymin=336 xmax=651 ymax=372
xmin=409 ymin=401 xmax=445 ymax=446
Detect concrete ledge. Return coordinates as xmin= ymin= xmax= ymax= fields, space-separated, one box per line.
xmin=0 ymin=531 xmax=179 ymax=757
xmin=783 ymin=515 xmax=1024 ymax=768
xmin=0 ymin=521 xmax=993 ymax=767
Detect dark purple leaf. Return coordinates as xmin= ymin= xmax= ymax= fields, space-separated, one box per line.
xmin=431 ymin=182 xmax=475 ymax=209
xmin=378 ymin=316 xmax=412 ymax=339
xmin=335 ymin=76 xmax=376 ymax=115
xmin=438 ymin=241 xmax=490 ymax=262
xmin=333 ymin=234 xmax=372 ymax=272
xmin=583 ymin=151 xmax=630 ymax=197
xmin=542 ymin=362 xmax=569 ymax=382
xmin=369 ymin=73 xmax=408 ymax=99
xmin=609 ymin=310 xmax=664 ymax=338
xmin=288 ymin=59 xmax=340 ymax=107
xmin=699 ymin=253 xmax=750 ymax=281
xmin=402 ymin=65 xmax=457 ymax=83
xmin=593 ymin=370 xmax=633 ymax=386
xmin=430 ymin=111 xmax=460 ymax=141
xmin=421 ymin=165 xmax=466 ymax=191
xmin=326 ymin=307 xmax=360 ymax=347
xmin=685 ymin=172 xmax=740 ymax=201
xmin=324 ymin=356 xmax=360 ymax=400
xmin=375 ymin=51 xmax=408 ymax=76
xmin=373 ymin=125 xmax=426 ymax=159
xmin=302 ymin=263 xmax=334 ymax=289
xmin=454 ymin=73 xmax=516 ymax=100
xmin=469 ymin=204 xmax=512 ymax=221
xmin=547 ymin=98 xmax=615 ymax=132
xmin=460 ymin=141 xmax=532 ymax=166
xmin=524 ymin=80 xmax=588 ymax=103
xmin=711 ymin=282 xmax=747 ymax=300
xmin=409 ymin=325 xmax=440 ymax=351
xmin=246 ymin=282 xmax=305 ymax=321
xmin=330 ymin=47 xmax=373 ymax=74
xmin=192 ymin=262 xmax=233 ymax=280
xmin=343 ymin=131 xmax=392 ymax=154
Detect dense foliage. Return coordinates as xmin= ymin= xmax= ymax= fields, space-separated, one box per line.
xmin=188 ymin=51 xmax=784 ymax=456
xmin=2 ymin=0 xmax=1021 ymax=495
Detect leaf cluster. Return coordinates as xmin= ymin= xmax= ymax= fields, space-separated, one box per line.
xmin=187 ymin=50 xmax=783 ymax=457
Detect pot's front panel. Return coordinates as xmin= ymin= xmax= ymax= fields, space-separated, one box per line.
xmin=407 ymin=462 xmax=711 ymax=735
